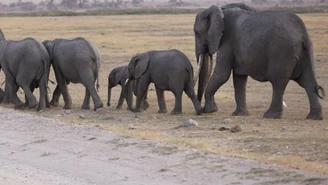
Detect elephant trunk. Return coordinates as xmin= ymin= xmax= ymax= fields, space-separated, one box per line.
xmin=196 ymin=53 xmax=212 ymax=102
xmin=107 ymin=80 xmax=112 ymax=106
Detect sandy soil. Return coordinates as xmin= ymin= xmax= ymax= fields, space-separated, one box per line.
xmin=0 ymin=106 xmax=327 ymax=185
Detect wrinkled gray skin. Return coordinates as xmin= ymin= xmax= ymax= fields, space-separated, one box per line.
xmin=43 ymin=37 xmax=103 ymax=111
xmin=107 ymin=65 xmax=149 ymax=110
xmin=127 ymin=49 xmax=202 ymax=115
xmin=0 ymin=37 xmax=50 ymax=111
xmin=194 ymin=4 xmax=324 ymax=120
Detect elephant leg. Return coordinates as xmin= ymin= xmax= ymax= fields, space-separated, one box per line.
xmin=116 ymin=87 xmax=125 ymax=109
xmin=50 ymin=85 xmax=61 ymax=107
xmin=54 ymin=69 xmax=72 ymax=109
xmin=3 ymin=82 xmax=11 ymax=104
xmin=6 ymin=79 xmax=24 ymax=108
xmin=141 ymin=89 xmax=150 ymax=110
xmin=232 ymin=74 xmax=249 ymax=116
xmin=80 ymin=74 xmax=103 ymax=111
xmin=133 ymin=79 xmax=150 ymax=113
xmin=203 ymin=70 xmax=231 ymax=113
xmin=263 ymin=80 xmax=289 ymax=119
xmin=81 ymin=88 xmax=91 ymax=110
xmin=16 ymin=75 xmax=37 ymax=109
xmin=184 ymin=82 xmax=202 ymax=115
xmin=171 ymin=90 xmax=183 ymax=115
xmin=155 ymin=86 xmax=167 ymax=113
xmin=294 ymin=76 xmax=323 ymax=120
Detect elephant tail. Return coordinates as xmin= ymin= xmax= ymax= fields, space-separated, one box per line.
xmin=85 ymin=39 xmax=101 ymax=92
xmin=316 ymin=85 xmax=325 ymax=99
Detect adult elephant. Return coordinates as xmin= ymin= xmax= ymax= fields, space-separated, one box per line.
xmin=0 ymin=37 xmax=50 ymax=111
xmin=43 ymin=37 xmax=103 ymax=111
xmin=194 ymin=4 xmax=324 ymax=119
xmin=126 ymin=49 xmax=202 ymax=115
xmin=107 ymin=65 xmax=149 ymax=110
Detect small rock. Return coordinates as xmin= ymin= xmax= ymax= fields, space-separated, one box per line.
xmin=223 ymin=118 xmax=231 ymax=124
xmin=128 ymin=124 xmax=137 ymax=130
xmin=183 ymin=119 xmax=199 ymax=127
xmin=79 ymin=114 xmax=85 ymax=119
xmin=231 ymin=125 xmax=242 ymax=133
xmin=64 ymin=110 xmax=71 ymax=114
xmin=281 ymin=127 xmax=287 ymax=131
xmin=218 ymin=127 xmax=230 ymax=131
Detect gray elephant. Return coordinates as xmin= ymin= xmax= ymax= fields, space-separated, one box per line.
xmin=43 ymin=37 xmax=103 ymax=111
xmin=194 ymin=4 xmax=324 ymax=119
xmin=0 ymin=37 xmax=50 ymax=111
xmin=126 ymin=49 xmax=202 ymax=115
xmin=107 ymin=65 xmax=149 ymax=110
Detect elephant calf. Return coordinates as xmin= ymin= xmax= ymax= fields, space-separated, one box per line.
xmin=43 ymin=37 xmax=103 ymax=111
xmin=126 ymin=49 xmax=202 ymax=115
xmin=108 ymin=65 xmax=149 ymax=110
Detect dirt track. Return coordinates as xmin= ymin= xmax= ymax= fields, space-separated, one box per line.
xmin=0 ymin=107 xmax=327 ymax=185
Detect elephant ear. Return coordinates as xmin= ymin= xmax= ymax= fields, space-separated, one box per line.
xmin=204 ymin=5 xmax=224 ymax=55
xmin=112 ymin=67 xmax=125 ymax=86
xmin=0 ymin=29 xmax=5 ymax=41
xmin=128 ymin=53 xmax=150 ymax=79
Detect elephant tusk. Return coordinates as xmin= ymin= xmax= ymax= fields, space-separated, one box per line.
xmin=193 ymin=55 xmax=202 ymax=86
xmin=124 ymin=78 xmax=129 ymax=86
xmin=283 ymin=101 xmax=287 ymax=108
xmin=207 ymin=55 xmax=213 ymax=81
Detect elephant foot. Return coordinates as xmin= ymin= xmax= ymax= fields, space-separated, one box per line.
xmin=195 ymin=107 xmax=203 ymax=115
xmin=28 ymin=101 xmax=38 ymax=109
xmin=263 ymin=109 xmax=282 ymax=119
xmin=171 ymin=110 xmax=182 ymax=115
xmin=50 ymin=100 xmax=59 ymax=107
xmin=116 ymin=105 xmax=122 ymax=109
xmin=107 ymin=102 xmax=110 ymax=107
xmin=141 ymin=101 xmax=150 ymax=110
xmin=232 ymin=108 xmax=249 ymax=116
xmin=14 ymin=103 xmax=25 ymax=109
xmin=132 ymin=108 xmax=141 ymax=113
xmin=306 ymin=112 xmax=323 ymax=120
xmin=203 ymin=101 xmax=218 ymax=113
xmin=63 ymin=104 xmax=72 ymax=109
xmin=158 ymin=109 xmax=167 ymax=114
xmin=93 ymin=101 xmax=104 ymax=111
xmin=82 ymin=104 xmax=90 ymax=110
xmin=37 ymin=105 xmax=45 ymax=111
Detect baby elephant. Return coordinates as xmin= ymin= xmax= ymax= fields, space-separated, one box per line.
xmin=43 ymin=37 xmax=103 ymax=111
xmin=126 ymin=49 xmax=202 ymax=115
xmin=108 ymin=65 xmax=149 ymax=110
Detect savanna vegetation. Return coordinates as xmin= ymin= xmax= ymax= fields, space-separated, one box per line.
xmin=0 ymin=12 xmax=327 ymax=175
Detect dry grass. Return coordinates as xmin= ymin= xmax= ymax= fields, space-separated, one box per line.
xmin=0 ymin=13 xmax=328 ymax=174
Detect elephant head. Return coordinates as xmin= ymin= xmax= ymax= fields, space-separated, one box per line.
xmin=194 ymin=5 xmax=224 ymax=102
xmin=107 ymin=66 xmax=133 ymax=109
xmin=127 ymin=52 xmax=150 ymax=80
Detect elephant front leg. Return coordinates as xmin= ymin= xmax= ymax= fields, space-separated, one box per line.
xmin=263 ymin=80 xmax=288 ymax=119
xmin=232 ymin=74 xmax=249 ymax=116
xmin=133 ymin=80 xmax=149 ymax=113
xmin=155 ymin=86 xmax=167 ymax=113
xmin=116 ymin=88 xmax=125 ymax=109
xmin=203 ymin=70 xmax=231 ymax=113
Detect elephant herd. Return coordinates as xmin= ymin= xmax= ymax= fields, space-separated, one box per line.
xmin=0 ymin=3 xmax=325 ymax=120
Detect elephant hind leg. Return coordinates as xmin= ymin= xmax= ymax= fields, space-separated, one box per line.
xmin=155 ymin=86 xmax=167 ymax=113
xmin=184 ymin=80 xmax=202 ymax=115
xmin=294 ymin=74 xmax=323 ymax=120
xmin=171 ymin=91 xmax=183 ymax=115
xmin=82 ymin=88 xmax=91 ymax=109
xmin=263 ymin=79 xmax=289 ymax=119
xmin=80 ymin=72 xmax=103 ymax=111
xmin=16 ymin=76 xmax=38 ymax=109
xmin=232 ymin=73 xmax=249 ymax=116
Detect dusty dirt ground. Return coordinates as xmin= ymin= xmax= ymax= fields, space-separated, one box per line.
xmin=1 ymin=106 xmax=328 ymax=185
xmin=0 ymin=13 xmax=328 ymax=181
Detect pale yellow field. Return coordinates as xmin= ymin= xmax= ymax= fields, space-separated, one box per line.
xmin=0 ymin=13 xmax=327 ymax=174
